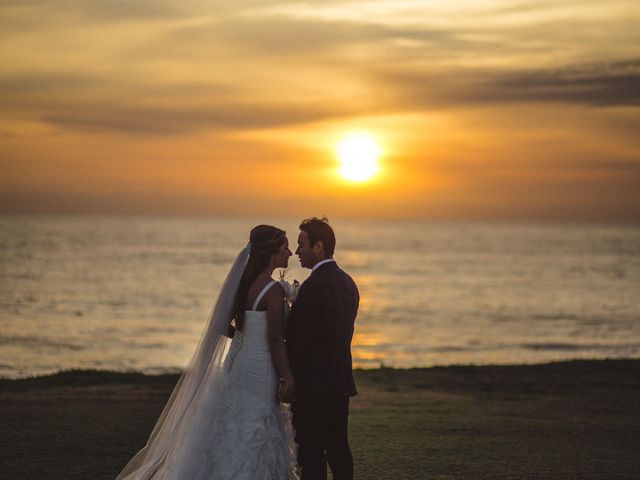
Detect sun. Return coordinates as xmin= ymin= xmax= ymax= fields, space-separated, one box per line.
xmin=337 ymin=132 xmax=381 ymax=182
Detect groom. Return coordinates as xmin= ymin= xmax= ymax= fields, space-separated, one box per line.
xmin=286 ymin=217 xmax=359 ymax=480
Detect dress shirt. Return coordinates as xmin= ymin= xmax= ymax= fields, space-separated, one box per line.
xmin=312 ymin=258 xmax=335 ymax=272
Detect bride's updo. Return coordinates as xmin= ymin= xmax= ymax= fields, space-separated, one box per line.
xmin=231 ymin=225 xmax=286 ymax=333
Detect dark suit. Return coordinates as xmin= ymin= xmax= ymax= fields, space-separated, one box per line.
xmin=286 ymin=260 xmax=359 ymax=480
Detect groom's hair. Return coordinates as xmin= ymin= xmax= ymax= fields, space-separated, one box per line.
xmin=300 ymin=217 xmax=335 ymax=258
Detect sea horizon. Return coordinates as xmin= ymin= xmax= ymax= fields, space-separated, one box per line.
xmin=2 ymin=211 xmax=640 ymax=226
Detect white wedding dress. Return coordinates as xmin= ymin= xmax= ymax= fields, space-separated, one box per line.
xmin=215 ymin=281 xmax=298 ymax=479
xmin=116 ymin=269 xmax=298 ymax=480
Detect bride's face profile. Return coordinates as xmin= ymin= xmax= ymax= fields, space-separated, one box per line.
xmin=272 ymin=237 xmax=292 ymax=269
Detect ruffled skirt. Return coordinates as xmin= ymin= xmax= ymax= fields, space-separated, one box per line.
xmin=158 ymin=328 xmax=298 ymax=480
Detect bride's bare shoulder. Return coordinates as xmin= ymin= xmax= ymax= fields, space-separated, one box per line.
xmin=245 ymin=276 xmax=279 ymax=309
xmin=265 ymin=281 xmax=284 ymax=298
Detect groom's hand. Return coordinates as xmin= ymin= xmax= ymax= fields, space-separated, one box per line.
xmin=279 ymin=378 xmax=296 ymax=403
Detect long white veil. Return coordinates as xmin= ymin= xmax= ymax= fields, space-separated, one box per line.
xmin=115 ymin=244 xmax=250 ymax=480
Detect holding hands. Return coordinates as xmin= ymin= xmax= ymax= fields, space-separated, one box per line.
xmin=279 ymin=375 xmax=296 ymax=403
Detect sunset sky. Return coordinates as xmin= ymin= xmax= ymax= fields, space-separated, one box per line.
xmin=1 ymin=0 xmax=639 ymax=220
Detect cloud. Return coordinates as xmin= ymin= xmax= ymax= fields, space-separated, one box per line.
xmin=487 ymin=59 xmax=640 ymax=106
xmin=163 ymin=14 xmax=488 ymax=63
xmin=39 ymin=101 xmax=353 ymax=135
xmin=0 ymin=73 xmax=104 ymax=92
xmin=3 ymin=59 xmax=638 ymax=137
xmin=579 ymin=159 xmax=640 ymax=174
xmin=0 ymin=0 xmax=186 ymax=29
xmin=1 ymin=1 xmax=639 ymax=135
xmin=169 ymin=17 xmax=389 ymax=55
xmin=0 ymin=70 xmax=355 ymax=135
xmin=377 ymin=58 xmax=640 ymax=109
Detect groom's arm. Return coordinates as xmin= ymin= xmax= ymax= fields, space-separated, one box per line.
xmin=287 ymin=281 xmax=324 ymax=385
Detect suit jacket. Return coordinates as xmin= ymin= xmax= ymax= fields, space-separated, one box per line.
xmin=286 ymin=261 xmax=359 ymax=398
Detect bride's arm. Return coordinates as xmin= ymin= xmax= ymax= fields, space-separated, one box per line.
xmin=265 ymin=283 xmax=296 ymax=402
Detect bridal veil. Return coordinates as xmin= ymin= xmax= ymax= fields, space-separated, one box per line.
xmin=115 ymin=244 xmax=250 ymax=480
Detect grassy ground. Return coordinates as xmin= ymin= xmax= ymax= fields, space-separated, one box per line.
xmin=1 ymin=359 xmax=638 ymax=479
xmin=350 ymin=361 xmax=640 ymax=479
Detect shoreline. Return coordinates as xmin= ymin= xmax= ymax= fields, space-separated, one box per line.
xmin=2 ymin=358 xmax=639 ymax=479
xmin=3 ymin=356 xmax=640 ymax=384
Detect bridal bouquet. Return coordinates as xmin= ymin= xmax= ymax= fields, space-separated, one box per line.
xmin=279 ymin=269 xmax=300 ymax=306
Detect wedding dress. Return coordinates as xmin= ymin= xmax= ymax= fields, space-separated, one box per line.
xmin=116 ymin=246 xmax=298 ymax=480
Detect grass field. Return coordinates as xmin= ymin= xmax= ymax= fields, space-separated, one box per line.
xmin=1 ymin=359 xmax=638 ymax=479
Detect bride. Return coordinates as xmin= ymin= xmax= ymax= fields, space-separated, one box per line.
xmin=116 ymin=225 xmax=299 ymax=480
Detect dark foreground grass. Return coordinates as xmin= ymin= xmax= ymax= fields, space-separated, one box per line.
xmin=1 ymin=359 xmax=638 ymax=479
xmin=350 ymin=360 xmax=640 ymax=480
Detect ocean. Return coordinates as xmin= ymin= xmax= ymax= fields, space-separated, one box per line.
xmin=1 ymin=215 xmax=639 ymax=378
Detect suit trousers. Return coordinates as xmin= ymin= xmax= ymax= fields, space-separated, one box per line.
xmin=292 ymin=394 xmax=353 ymax=480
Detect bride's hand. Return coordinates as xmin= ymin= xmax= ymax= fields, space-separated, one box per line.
xmin=278 ymin=377 xmax=296 ymax=403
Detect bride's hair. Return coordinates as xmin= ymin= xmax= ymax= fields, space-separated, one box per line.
xmin=231 ymin=225 xmax=286 ymax=333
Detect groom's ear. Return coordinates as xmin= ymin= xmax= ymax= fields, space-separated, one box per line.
xmin=312 ymin=240 xmax=325 ymax=257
